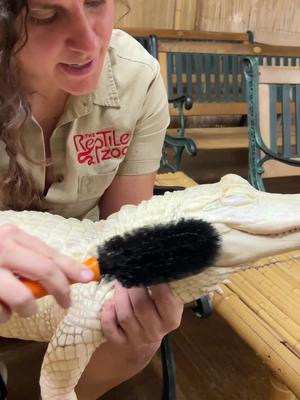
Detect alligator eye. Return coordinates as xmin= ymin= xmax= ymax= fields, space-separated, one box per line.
xmin=222 ymin=194 xmax=252 ymax=206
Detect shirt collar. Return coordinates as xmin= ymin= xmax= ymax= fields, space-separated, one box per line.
xmin=93 ymin=50 xmax=120 ymax=108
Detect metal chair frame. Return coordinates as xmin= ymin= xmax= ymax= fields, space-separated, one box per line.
xmin=243 ymin=57 xmax=300 ymax=190
xmin=134 ymin=34 xmax=197 ymax=172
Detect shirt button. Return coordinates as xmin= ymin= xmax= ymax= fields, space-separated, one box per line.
xmin=55 ymin=173 xmax=64 ymax=183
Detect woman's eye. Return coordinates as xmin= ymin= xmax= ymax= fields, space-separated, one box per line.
xmin=28 ymin=12 xmax=57 ymax=26
xmin=86 ymin=0 xmax=106 ymax=7
xmin=27 ymin=1 xmax=105 ymax=25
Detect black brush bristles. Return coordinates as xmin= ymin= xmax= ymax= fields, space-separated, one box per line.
xmin=97 ymin=219 xmax=221 ymax=288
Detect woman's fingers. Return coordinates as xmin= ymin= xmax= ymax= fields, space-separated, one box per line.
xmin=149 ymin=284 xmax=183 ymax=331
xmin=0 ymin=241 xmax=72 ymax=308
xmin=12 ymin=225 xmax=94 ymax=282
xmin=0 ymin=224 xmax=94 ymax=310
xmin=101 ymin=300 xmax=127 ymax=345
xmin=113 ymin=283 xmax=144 ymax=338
xmin=0 ymin=268 xmax=37 ymax=317
xmin=126 ymin=286 xmax=162 ymax=341
xmin=103 ymin=283 xmax=182 ymax=346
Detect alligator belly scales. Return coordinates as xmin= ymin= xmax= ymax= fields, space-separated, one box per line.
xmin=0 ymin=174 xmax=300 ymax=400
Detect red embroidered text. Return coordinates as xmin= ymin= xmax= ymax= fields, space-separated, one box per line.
xmin=73 ymin=130 xmax=131 ymax=165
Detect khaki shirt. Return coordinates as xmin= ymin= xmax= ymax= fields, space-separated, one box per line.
xmin=0 ymin=30 xmax=170 ymax=220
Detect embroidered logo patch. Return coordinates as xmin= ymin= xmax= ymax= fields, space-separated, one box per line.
xmin=73 ymin=130 xmax=131 ymax=165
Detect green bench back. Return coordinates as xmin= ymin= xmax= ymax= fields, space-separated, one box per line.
xmin=243 ymin=56 xmax=300 ymax=190
xmin=167 ymin=53 xmax=300 ymax=105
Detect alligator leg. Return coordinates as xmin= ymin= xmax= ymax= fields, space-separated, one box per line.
xmin=39 ymin=281 xmax=114 ymax=400
xmin=39 ymin=324 xmax=101 ymax=400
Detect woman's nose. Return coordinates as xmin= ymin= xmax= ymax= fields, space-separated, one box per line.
xmin=66 ymin=15 xmax=99 ymax=54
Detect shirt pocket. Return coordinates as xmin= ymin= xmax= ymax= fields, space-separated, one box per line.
xmin=77 ymin=168 xmax=117 ymax=202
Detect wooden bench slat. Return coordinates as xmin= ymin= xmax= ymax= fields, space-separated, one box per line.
xmin=167 ymin=127 xmax=249 ymax=150
xmin=269 ymin=85 xmax=278 ymax=152
xmin=185 ymin=54 xmax=193 ymax=97
xmin=159 ymin=41 xmax=300 ymax=58
xmin=296 ymin=86 xmax=300 ymax=154
xmin=259 ymin=66 xmax=300 ymax=84
xmin=223 ymin=55 xmax=230 ymax=101
xmin=282 ymin=85 xmax=292 ymax=158
xmin=213 ymin=54 xmax=221 ymax=102
xmin=124 ymin=28 xmax=249 ymax=43
xmin=232 ymin=55 xmax=240 ymax=101
xmin=195 ymin=54 xmax=203 ymax=101
xmin=175 ymin=53 xmax=184 ymax=96
xmin=167 ymin=125 xmax=300 ymax=152
xmin=204 ymin=55 xmax=212 ymax=102
xmin=168 ymin=103 xmax=248 ymax=116
xmin=166 ymin=53 xmax=173 ymax=100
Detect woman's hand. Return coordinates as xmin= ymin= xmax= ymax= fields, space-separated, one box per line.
xmin=0 ymin=224 xmax=94 ymax=323
xmin=101 ymin=282 xmax=184 ymax=350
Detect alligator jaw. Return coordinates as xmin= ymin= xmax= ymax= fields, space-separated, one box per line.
xmin=214 ymin=228 xmax=300 ymax=267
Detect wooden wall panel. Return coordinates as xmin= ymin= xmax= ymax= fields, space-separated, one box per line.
xmin=174 ymin=0 xmax=197 ymax=30
xmin=116 ymin=0 xmax=300 ymax=35
xmin=195 ymin=0 xmax=252 ymax=32
xmin=116 ymin=0 xmax=176 ymax=29
xmin=248 ymin=0 xmax=300 ymax=35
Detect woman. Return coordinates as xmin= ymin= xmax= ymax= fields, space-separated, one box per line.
xmin=0 ymin=1 xmax=184 ymax=399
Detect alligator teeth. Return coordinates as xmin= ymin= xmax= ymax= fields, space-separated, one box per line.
xmin=262 ymin=228 xmax=300 ymax=237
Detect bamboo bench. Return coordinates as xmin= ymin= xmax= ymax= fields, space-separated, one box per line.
xmin=213 ymin=251 xmax=300 ymax=400
xmin=156 ymin=171 xmax=300 ymax=400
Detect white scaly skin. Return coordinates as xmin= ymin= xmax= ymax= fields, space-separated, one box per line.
xmin=0 ymin=174 xmax=300 ymax=399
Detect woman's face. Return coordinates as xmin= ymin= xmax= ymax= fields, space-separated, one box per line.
xmin=16 ymin=0 xmax=115 ymax=96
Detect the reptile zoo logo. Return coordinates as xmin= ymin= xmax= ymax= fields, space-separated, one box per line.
xmin=73 ymin=129 xmax=131 ymax=165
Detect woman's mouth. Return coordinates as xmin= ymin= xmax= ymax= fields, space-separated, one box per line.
xmin=59 ymin=60 xmax=94 ymax=76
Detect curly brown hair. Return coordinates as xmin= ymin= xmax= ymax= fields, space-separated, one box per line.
xmin=0 ymin=0 xmax=130 ymax=211
xmin=0 ymin=0 xmax=39 ymax=211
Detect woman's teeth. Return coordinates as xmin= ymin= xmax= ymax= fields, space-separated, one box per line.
xmin=69 ymin=63 xmax=86 ymax=68
xmin=60 ymin=60 xmax=93 ymax=75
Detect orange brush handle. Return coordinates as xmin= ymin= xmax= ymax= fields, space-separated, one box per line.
xmin=20 ymin=256 xmax=100 ymax=299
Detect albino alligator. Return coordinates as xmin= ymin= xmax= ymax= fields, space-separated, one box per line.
xmin=0 ymin=174 xmax=300 ymax=400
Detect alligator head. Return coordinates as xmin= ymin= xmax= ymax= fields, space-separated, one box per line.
xmin=101 ymin=174 xmax=300 ymax=271
xmin=184 ymin=174 xmax=300 ymax=267
xmin=150 ymin=173 xmax=300 ymax=299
